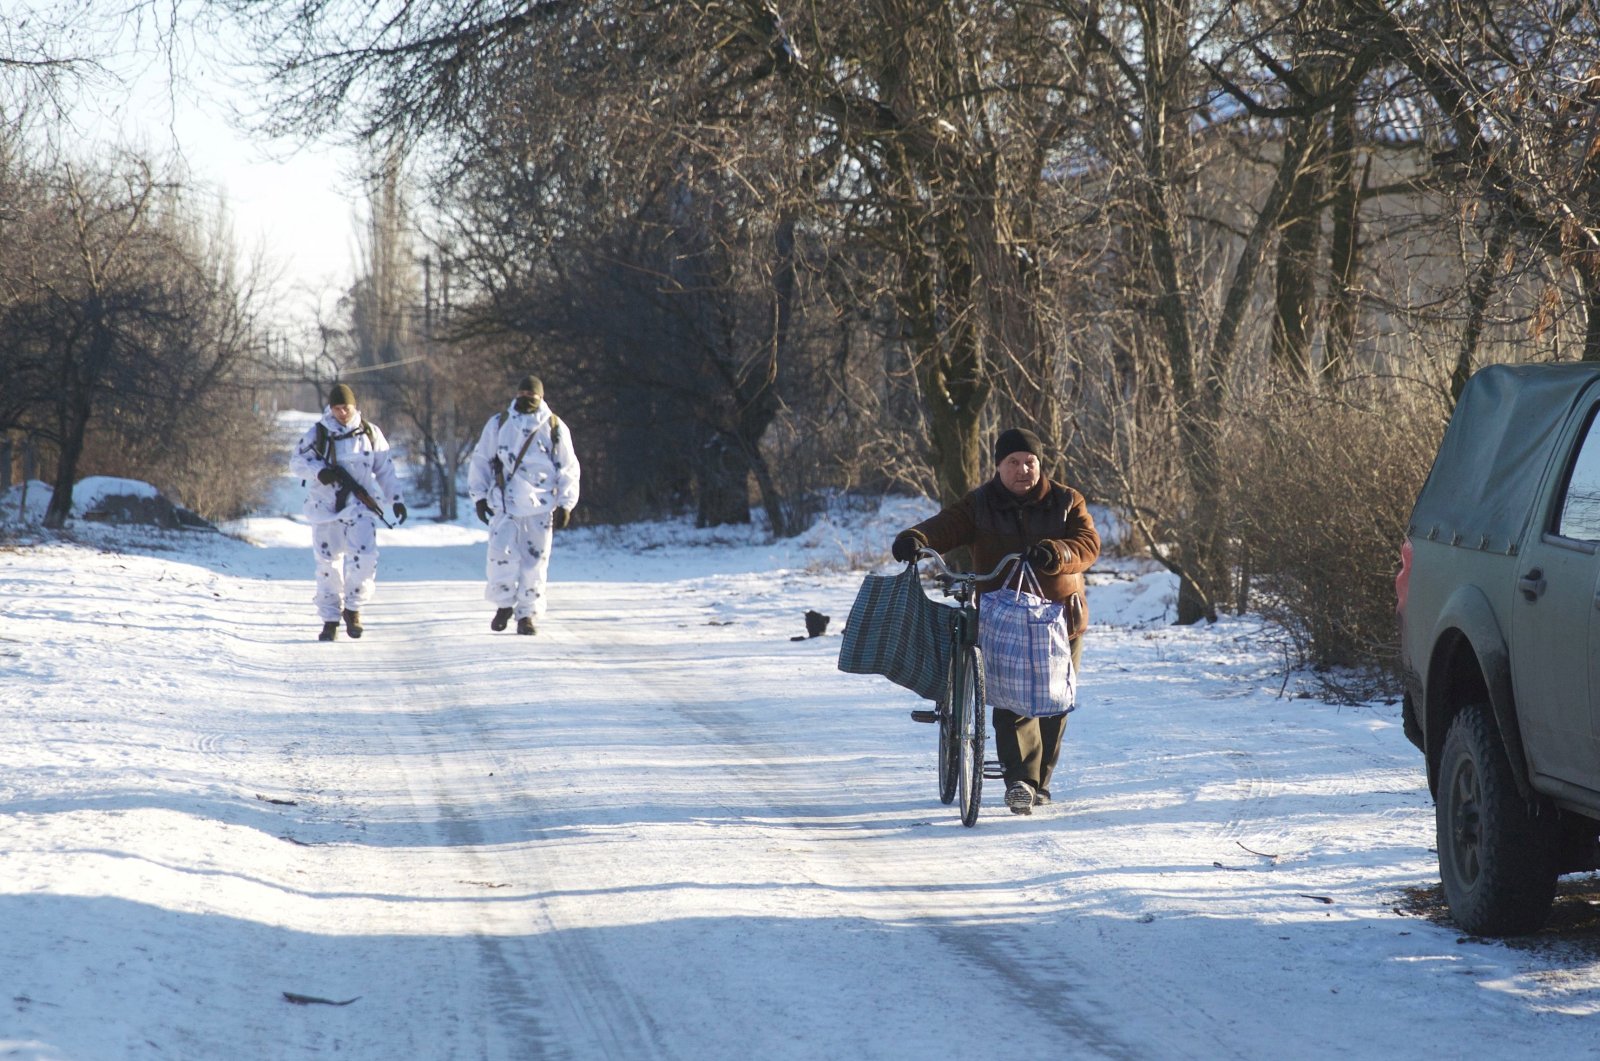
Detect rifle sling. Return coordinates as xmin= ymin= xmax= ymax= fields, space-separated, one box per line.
xmin=499 ymin=422 xmax=541 ymax=491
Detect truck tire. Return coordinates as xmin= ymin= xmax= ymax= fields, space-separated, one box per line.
xmin=1436 ymin=702 xmax=1560 ymax=935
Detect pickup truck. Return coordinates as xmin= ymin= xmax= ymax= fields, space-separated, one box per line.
xmin=1398 ymin=362 xmax=1600 ymax=934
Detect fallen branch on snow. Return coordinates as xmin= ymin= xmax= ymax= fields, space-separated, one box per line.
xmin=283 ymin=992 xmax=360 ymax=1006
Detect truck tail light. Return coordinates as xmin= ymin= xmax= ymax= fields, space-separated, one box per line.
xmin=1396 ymin=538 xmax=1413 ymax=615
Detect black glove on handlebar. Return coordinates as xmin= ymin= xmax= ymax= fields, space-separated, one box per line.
xmin=1026 ymin=541 xmax=1055 ymax=571
xmin=891 ymin=533 xmax=922 ymax=563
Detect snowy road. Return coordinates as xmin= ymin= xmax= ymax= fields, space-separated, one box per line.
xmin=4 ymin=509 xmax=1600 ymax=1059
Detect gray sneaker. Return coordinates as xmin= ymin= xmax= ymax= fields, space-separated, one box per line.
xmin=1005 ymin=781 xmax=1035 ymax=815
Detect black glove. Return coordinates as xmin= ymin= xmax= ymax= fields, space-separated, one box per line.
xmin=553 ymin=506 xmax=571 ymax=530
xmin=316 ymin=466 xmax=340 ymax=485
xmin=393 ymin=502 xmax=408 ymax=525
xmin=1026 ymin=541 xmax=1055 ymax=571
xmin=891 ymin=533 xmax=922 ymax=563
xmin=475 ymin=498 xmax=493 ymax=524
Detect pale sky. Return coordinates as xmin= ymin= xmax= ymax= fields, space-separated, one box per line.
xmin=57 ymin=6 xmax=364 ymax=334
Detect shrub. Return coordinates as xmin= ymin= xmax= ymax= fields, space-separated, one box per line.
xmin=1227 ymin=385 xmax=1442 ymax=690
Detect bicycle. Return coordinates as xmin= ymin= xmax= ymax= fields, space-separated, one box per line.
xmin=908 ymin=548 xmax=1023 ymax=827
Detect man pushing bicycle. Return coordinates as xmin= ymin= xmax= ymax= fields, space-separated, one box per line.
xmin=891 ymin=428 xmax=1100 ymax=815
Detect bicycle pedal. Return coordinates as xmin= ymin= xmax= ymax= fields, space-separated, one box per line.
xmin=983 ymin=761 xmax=1005 ymax=779
xmin=909 ymin=709 xmax=940 ymax=724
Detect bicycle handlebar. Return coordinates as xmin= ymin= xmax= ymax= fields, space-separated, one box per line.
xmin=914 ymin=548 xmax=1024 ymax=586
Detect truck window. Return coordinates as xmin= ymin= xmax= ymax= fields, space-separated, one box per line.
xmin=1556 ymin=405 xmax=1600 ymax=540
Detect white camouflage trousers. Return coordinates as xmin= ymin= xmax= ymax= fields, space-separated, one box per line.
xmin=312 ymin=515 xmax=378 ymax=620
xmin=484 ymin=511 xmax=555 ymax=619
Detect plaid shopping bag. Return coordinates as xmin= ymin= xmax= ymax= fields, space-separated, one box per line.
xmin=837 ymin=563 xmax=953 ymax=702
xmin=978 ymin=562 xmax=1076 ymax=717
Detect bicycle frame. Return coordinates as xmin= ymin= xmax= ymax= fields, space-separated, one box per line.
xmin=915 ymin=548 xmax=1022 ymax=826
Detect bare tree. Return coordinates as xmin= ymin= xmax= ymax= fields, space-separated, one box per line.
xmin=0 ymin=152 xmax=268 ymax=527
xmin=1346 ymin=0 xmax=1600 ymax=364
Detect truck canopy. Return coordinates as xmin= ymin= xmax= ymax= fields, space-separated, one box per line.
xmin=1409 ymin=362 xmax=1600 ymax=554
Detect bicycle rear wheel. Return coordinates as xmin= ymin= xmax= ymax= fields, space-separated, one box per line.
xmin=937 ymin=689 xmax=958 ymax=804
xmin=956 ymin=644 xmax=986 ymax=826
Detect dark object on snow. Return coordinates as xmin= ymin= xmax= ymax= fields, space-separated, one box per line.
xmin=80 ymin=492 xmax=214 ymax=531
xmin=791 ymin=610 xmax=831 ymax=641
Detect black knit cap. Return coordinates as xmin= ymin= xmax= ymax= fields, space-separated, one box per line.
xmin=993 ymin=427 xmax=1043 ymax=464
xmin=328 ymin=383 xmax=356 ymax=407
xmin=518 ymin=374 xmax=544 ymax=398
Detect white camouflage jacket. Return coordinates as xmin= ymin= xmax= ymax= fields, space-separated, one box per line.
xmin=467 ymin=401 xmax=580 ymax=519
xmin=289 ymin=409 xmax=405 ymax=524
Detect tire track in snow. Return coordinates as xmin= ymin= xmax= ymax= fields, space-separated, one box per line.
xmin=541 ymin=587 xmax=1155 ymax=1060
xmin=327 ymin=576 xmax=673 ymax=1060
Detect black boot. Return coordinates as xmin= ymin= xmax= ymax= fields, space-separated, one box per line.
xmin=318 ymin=621 xmax=340 ymax=642
xmin=517 ymin=616 xmax=536 ymax=635
xmin=343 ymin=608 xmax=363 ymax=639
xmin=491 ymin=607 xmax=513 ymax=632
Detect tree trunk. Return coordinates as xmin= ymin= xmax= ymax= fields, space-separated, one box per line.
xmin=43 ymin=396 xmax=90 ymax=530
xmin=1272 ymin=118 xmax=1325 ymax=381
xmin=904 ymin=216 xmax=989 ymax=506
xmin=44 ymin=305 xmax=113 ymax=531
xmin=748 ymin=214 xmax=801 ymax=538
xmin=915 ymin=324 xmax=985 ymax=507
xmin=439 ymin=397 xmax=459 ymax=522
xmin=1451 ymin=214 xmax=1511 ymax=402
xmin=1323 ymin=97 xmax=1364 ymax=384
xmin=1583 ymin=262 xmax=1600 ymax=363
xmin=694 ymin=427 xmax=751 ymax=527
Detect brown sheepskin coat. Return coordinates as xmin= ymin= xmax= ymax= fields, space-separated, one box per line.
xmin=899 ymin=476 xmax=1101 ymax=637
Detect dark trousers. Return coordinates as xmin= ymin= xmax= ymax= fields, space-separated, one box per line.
xmin=991 ymin=634 xmax=1083 ymax=795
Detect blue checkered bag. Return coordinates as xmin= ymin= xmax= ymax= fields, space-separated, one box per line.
xmin=978 ymin=562 xmax=1076 ymax=717
xmin=837 ymin=563 xmax=953 ymax=702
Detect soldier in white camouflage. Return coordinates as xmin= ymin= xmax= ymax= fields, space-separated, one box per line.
xmin=466 ymin=374 xmax=581 ymax=635
xmin=288 ymin=382 xmax=408 ymax=641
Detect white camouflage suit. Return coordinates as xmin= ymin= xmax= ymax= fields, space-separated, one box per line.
xmin=467 ymin=400 xmax=580 ymax=621
xmin=289 ymin=409 xmax=405 ymax=622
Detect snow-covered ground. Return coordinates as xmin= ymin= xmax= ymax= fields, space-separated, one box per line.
xmin=3 ymin=470 xmax=1600 ymax=1060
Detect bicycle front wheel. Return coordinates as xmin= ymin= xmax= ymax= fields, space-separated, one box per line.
xmin=956 ymin=644 xmax=986 ymax=827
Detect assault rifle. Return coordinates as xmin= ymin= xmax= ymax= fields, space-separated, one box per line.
xmin=351 ymin=481 xmax=395 ymax=529
xmin=329 ymin=465 xmax=394 ymax=528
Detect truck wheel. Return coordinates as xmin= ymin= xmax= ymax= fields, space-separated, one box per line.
xmin=1436 ymin=702 xmax=1559 ymax=935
